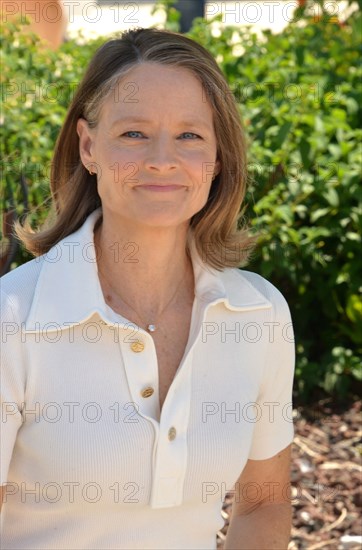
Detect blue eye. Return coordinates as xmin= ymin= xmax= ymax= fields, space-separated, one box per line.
xmin=123 ymin=131 xmax=143 ymax=138
xmin=180 ymin=132 xmax=200 ymax=139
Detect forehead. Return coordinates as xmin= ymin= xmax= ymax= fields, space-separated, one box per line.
xmin=99 ymin=63 xmax=214 ymax=126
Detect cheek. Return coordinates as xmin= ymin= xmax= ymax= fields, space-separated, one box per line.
xmin=190 ymin=176 xmax=213 ymax=204
xmin=189 ymin=149 xmax=218 ymax=180
xmin=96 ymin=146 xmax=141 ymax=187
xmin=193 ymin=164 xmax=215 ymax=194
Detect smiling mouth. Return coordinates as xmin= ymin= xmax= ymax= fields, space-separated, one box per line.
xmin=136 ymin=185 xmax=186 ymax=192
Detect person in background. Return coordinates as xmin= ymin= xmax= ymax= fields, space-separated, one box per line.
xmin=0 ymin=0 xmax=67 ymax=49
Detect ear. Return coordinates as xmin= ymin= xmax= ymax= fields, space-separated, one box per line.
xmin=76 ymin=118 xmax=97 ymax=171
xmin=214 ymin=158 xmax=221 ymax=177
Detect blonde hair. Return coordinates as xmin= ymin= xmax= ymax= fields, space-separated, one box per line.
xmin=15 ymin=27 xmax=255 ymax=269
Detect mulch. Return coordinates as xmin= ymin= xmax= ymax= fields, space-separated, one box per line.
xmin=217 ymin=399 xmax=362 ymax=549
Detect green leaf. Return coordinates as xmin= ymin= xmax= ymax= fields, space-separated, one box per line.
xmin=310 ymin=208 xmax=330 ymax=223
xmin=346 ymin=294 xmax=362 ymax=323
xmin=328 ymin=144 xmax=342 ymax=159
xmin=323 ymin=187 xmax=339 ymax=207
xmin=274 ymin=121 xmax=293 ymax=148
xmin=300 ymin=139 xmax=311 ymax=168
xmin=345 ymin=232 xmax=361 ymax=242
xmin=296 ymin=46 xmax=305 ymax=66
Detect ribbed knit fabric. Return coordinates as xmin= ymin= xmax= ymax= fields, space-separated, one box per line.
xmin=0 ymin=209 xmax=295 ymax=549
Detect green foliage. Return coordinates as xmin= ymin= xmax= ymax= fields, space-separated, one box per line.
xmin=0 ymin=19 xmax=106 ymax=264
xmin=152 ymin=0 xmax=181 ymax=32
xmin=0 ymin=4 xmax=361 ymax=402
xmin=186 ymin=3 xmax=362 ymax=402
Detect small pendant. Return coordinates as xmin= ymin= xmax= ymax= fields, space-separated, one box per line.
xmin=147 ymin=324 xmax=156 ymax=332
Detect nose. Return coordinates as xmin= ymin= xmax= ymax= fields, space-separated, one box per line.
xmin=144 ymin=135 xmax=178 ymax=173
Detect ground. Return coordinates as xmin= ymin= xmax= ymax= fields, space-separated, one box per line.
xmin=217 ymin=399 xmax=361 ymax=549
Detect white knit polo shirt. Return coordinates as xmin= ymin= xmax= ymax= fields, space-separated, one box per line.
xmin=0 ymin=208 xmax=295 ymax=549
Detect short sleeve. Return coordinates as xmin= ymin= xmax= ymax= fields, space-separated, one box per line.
xmin=0 ymin=288 xmax=25 ymax=484
xmin=248 ymin=286 xmax=295 ymax=460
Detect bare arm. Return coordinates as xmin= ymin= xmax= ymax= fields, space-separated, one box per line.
xmin=224 ymin=444 xmax=293 ymax=550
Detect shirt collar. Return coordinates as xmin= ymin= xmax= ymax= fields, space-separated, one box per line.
xmin=24 ymin=208 xmax=271 ymax=331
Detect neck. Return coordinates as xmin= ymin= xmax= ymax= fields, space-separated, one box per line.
xmin=94 ymin=212 xmax=195 ymax=317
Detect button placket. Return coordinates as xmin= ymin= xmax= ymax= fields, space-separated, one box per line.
xmin=119 ymin=328 xmax=160 ymax=422
xmin=149 ymin=353 xmax=194 ymax=509
xmin=149 ymin=302 xmax=212 ymax=508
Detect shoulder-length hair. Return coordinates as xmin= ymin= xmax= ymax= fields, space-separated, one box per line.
xmin=15 ymin=27 xmax=255 ymax=270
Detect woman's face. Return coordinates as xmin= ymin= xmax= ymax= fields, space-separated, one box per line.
xmin=77 ymin=62 xmax=220 ymax=231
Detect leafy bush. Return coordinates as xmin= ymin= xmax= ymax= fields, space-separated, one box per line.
xmin=1 ymin=3 xmax=361 ymax=402
xmin=0 ymin=20 xmax=105 ymax=269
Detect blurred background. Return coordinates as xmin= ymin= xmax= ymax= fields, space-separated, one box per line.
xmin=1 ymin=1 xmax=361 ymax=548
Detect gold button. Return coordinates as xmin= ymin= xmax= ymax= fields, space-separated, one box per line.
xmin=141 ymin=387 xmax=154 ymax=398
xmin=131 ymin=340 xmax=145 ymax=353
xmin=168 ymin=427 xmax=177 ymax=441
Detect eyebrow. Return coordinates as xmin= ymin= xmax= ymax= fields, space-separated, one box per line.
xmin=110 ymin=116 xmax=212 ymax=130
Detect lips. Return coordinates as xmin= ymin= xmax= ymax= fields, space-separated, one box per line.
xmin=136 ymin=184 xmax=185 ymax=191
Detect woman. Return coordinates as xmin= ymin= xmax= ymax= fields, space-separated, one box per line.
xmin=0 ymin=28 xmax=295 ymax=549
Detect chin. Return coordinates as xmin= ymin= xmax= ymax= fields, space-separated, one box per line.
xmin=142 ymin=219 xmax=189 ymax=230
xmin=105 ymin=204 xmax=193 ymax=230
xmin=130 ymin=206 xmax=188 ymax=223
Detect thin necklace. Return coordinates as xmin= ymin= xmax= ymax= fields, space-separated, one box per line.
xmin=97 ymin=265 xmax=191 ymax=333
